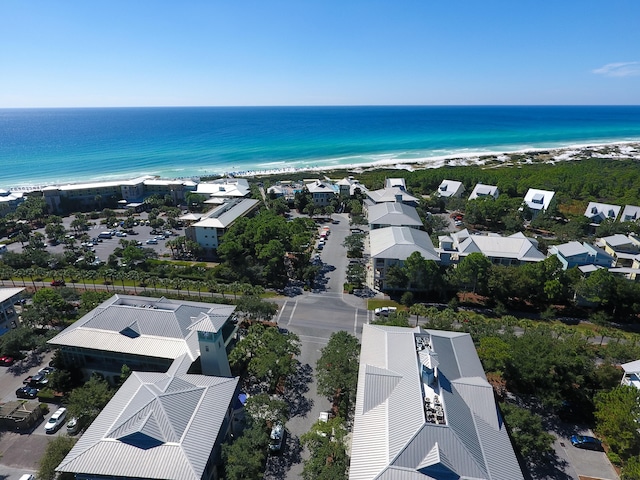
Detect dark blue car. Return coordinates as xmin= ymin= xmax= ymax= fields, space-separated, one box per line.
xmin=570 ymin=435 xmax=602 ymax=450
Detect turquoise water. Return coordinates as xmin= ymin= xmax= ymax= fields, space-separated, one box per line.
xmin=1 ymin=106 xmax=640 ymax=189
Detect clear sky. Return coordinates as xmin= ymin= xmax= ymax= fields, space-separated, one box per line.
xmin=1 ymin=0 xmax=639 ymax=107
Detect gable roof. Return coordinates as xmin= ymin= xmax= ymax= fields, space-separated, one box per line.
xmin=349 ymin=325 xmax=524 ymax=480
xmin=436 ymin=180 xmax=465 ymax=198
xmin=585 ymin=202 xmax=621 ymax=223
xmin=622 ymin=205 xmax=640 ymax=222
xmin=445 ymin=229 xmax=545 ymax=263
xmin=368 ymin=202 xmax=423 ymax=228
xmin=523 ymin=188 xmax=555 ymax=211
xmin=48 ymin=295 xmax=235 ymax=361
xmin=367 ymin=187 xmax=419 ymax=204
xmin=192 ymin=198 xmax=259 ymax=229
xmin=369 ymin=227 xmax=439 ymax=262
xmin=195 ymin=178 xmax=250 ymax=198
xmin=56 ymin=372 xmax=239 ymax=480
xmin=468 ymin=184 xmax=499 ymax=200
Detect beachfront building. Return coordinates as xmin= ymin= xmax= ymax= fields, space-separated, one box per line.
xmin=584 ymin=202 xmax=622 ymax=224
xmin=184 ymin=198 xmax=260 ymax=255
xmin=194 ymin=178 xmax=251 ymax=200
xmin=595 ymin=234 xmax=640 ymax=267
xmin=48 ymin=294 xmax=236 ymax=383
xmin=0 ymin=189 xmax=25 ymax=216
xmin=305 ymin=180 xmax=337 ymax=206
xmin=367 ymin=227 xmax=439 ymax=291
xmin=385 ymin=178 xmax=407 ymax=190
xmin=0 ymin=287 xmax=24 ymax=335
xmin=522 ymin=188 xmax=555 ymax=215
xmin=56 ymin=371 xmax=240 ymax=480
xmin=41 ymin=176 xmax=199 ymax=213
xmin=435 ymin=179 xmax=465 ymax=198
xmin=438 ymin=229 xmax=545 ymax=266
xmin=468 ymin=183 xmax=499 ymax=200
xmin=548 ymin=241 xmax=615 ymax=270
xmin=367 ymin=202 xmax=423 ymax=230
xmin=621 ymin=205 xmax=640 ymax=222
xmin=349 ymin=324 xmax=524 ymax=480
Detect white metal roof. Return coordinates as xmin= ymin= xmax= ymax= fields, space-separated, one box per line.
xmin=369 ymin=227 xmax=439 ymax=262
xmin=48 ymin=295 xmax=235 ymax=361
xmin=367 ymin=202 xmax=423 ymax=228
xmin=0 ymin=287 xmax=25 ymax=303
xmin=523 ymin=188 xmax=555 ymax=211
xmin=436 ymin=180 xmax=465 ymax=198
xmin=468 ymin=184 xmax=499 ymax=200
xmin=192 ymin=198 xmax=259 ymax=229
xmin=585 ymin=202 xmax=621 ymax=222
xmin=349 ymin=325 xmax=524 ymax=480
xmin=56 ymin=372 xmax=239 ymax=480
xmin=367 ymin=187 xmax=419 ymax=204
xmin=447 ymin=229 xmax=545 ymax=263
xmin=622 ymin=205 xmax=640 ymax=222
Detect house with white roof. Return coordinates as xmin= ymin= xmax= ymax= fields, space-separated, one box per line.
xmin=435 ymin=180 xmax=465 ymax=198
xmin=468 ymin=183 xmax=499 ymax=200
xmin=438 ymin=229 xmax=545 ymax=266
xmin=48 ymin=294 xmax=236 ymax=383
xmin=349 ymin=324 xmax=524 ymax=480
xmin=385 ymin=178 xmax=407 ymax=190
xmin=56 ymin=370 xmax=240 ymax=480
xmin=194 ymin=178 xmax=251 ymax=199
xmin=336 ymin=177 xmax=368 ymax=197
xmin=367 ymin=202 xmax=423 ymax=230
xmin=584 ymin=202 xmax=621 ymax=224
xmin=306 ymin=180 xmax=337 ymax=206
xmin=547 ymin=241 xmax=615 ymax=270
xmin=596 ymin=234 xmax=640 ymax=267
xmin=0 ymin=189 xmax=25 ymax=216
xmin=0 ymin=287 xmax=24 ymax=335
xmin=621 ymin=205 xmax=640 ymax=222
xmin=185 ymin=198 xmax=260 ymax=254
xmin=523 ymin=188 xmax=555 ymax=214
xmin=368 ymin=227 xmax=439 ymax=291
xmin=365 ymin=187 xmax=419 ymax=208
xmin=621 ymin=360 xmax=640 ymax=390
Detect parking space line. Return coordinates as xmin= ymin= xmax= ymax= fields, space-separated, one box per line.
xmin=286 ymin=300 xmax=298 ymax=326
xmin=277 ymin=300 xmax=288 ymax=324
xmin=354 ymin=309 xmax=358 ymax=334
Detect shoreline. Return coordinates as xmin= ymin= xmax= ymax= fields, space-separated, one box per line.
xmin=7 ymin=140 xmax=640 ymax=192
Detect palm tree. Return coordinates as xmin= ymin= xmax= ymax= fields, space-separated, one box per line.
xmin=230 ymin=281 xmax=241 ymax=301
xmin=85 ymin=270 xmax=98 ymax=291
xmin=148 ymin=276 xmax=160 ymax=295
xmin=207 ymin=279 xmax=219 ymax=297
xmin=0 ymin=267 xmax=15 ymax=287
xmin=127 ymin=271 xmax=139 ymax=294
xmin=160 ymin=278 xmax=171 ymax=295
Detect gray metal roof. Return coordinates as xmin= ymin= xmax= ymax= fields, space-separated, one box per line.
xmin=48 ymin=294 xmax=235 ymax=361
xmin=349 ymin=324 xmax=524 ymax=480
xmin=367 ymin=187 xmax=419 ymax=204
xmin=56 ymin=372 xmax=239 ymax=480
xmin=368 ymin=202 xmax=423 ymax=228
xmin=369 ymin=227 xmax=440 ymax=262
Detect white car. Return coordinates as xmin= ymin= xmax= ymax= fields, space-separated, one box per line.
xmin=45 ymin=407 xmax=67 ymax=434
xmin=374 ymin=306 xmax=397 ymax=316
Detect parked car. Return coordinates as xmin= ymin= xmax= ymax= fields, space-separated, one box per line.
xmin=16 ymin=386 xmax=38 ymax=399
xmin=28 ymin=373 xmax=49 ymax=388
xmin=19 ymin=475 xmax=35 ymax=480
xmin=269 ymin=423 xmax=285 ymax=453
xmin=0 ymin=355 xmax=14 ymax=366
xmin=146 ymin=239 xmax=158 ymax=245
xmin=66 ymin=417 xmax=81 ymax=435
xmin=374 ymin=306 xmax=398 ymax=316
xmin=39 ymin=366 xmax=55 ymax=375
xmin=570 ymin=434 xmax=602 ymax=450
xmin=50 ymin=280 xmax=65 ymax=287
xmin=45 ymin=407 xmax=67 ymax=433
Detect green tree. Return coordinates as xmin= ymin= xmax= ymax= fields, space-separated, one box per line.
xmin=229 ymin=324 xmax=301 ymax=392
xmin=244 ymin=392 xmax=289 ymax=425
xmin=222 ymin=420 xmax=269 ymax=480
xmin=476 ymin=336 xmax=512 ymax=373
xmin=453 ymin=252 xmax=492 ymax=294
xmin=594 ymin=385 xmax=640 ymax=458
xmin=301 ymin=417 xmax=349 ymax=480
xmin=235 ymin=295 xmax=278 ymax=322
xmin=501 ymin=403 xmax=555 ymax=464
xmin=37 ymin=436 xmax=77 ymax=480
xmin=66 ymin=374 xmax=115 ymax=424
xmin=316 ymin=331 xmax=360 ymax=419
xmin=622 ymin=456 xmax=640 ymax=480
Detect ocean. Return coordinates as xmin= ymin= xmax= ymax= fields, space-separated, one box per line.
xmin=1 ymin=106 xmax=640 ymax=190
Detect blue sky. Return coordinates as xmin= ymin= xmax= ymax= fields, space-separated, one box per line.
xmin=1 ymin=0 xmax=639 ymax=107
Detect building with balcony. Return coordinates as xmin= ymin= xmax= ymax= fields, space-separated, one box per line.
xmin=349 ymin=324 xmax=524 ymax=480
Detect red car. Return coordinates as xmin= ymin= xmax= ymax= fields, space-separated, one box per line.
xmin=0 ymin=356 xmax=14 ymax=366
xmin=50 ymin=280 xmax=65 ymax=287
